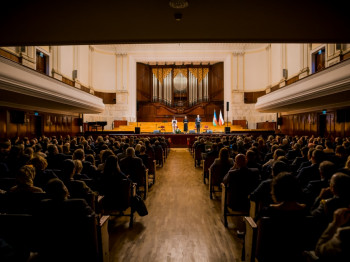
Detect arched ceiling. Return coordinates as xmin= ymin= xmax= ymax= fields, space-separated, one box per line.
xmin=1 ymin=0 xmax=349 ymax=46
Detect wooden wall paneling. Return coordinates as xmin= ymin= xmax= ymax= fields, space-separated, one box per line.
xmin=71 ymin=117 xmax=80 ymax=135
xmin=137 ymin=63 xmax=151 ymax=102
xmin=205 ymin=104 xmax=223 ymax=122
xmin=334 ymin=112 xmax=343 ymax=137
xmin=43 ymin=115 xmax=50 ymax=136
xmin=102 ymin=93 xmax=116 ymax=104
xmin=0 ymin=49 xmax=21 ymax=63
xmin=0 ymin=108 xmax=7 ymax=139
xmin=326 ymin=113 xmax=335 ymax=137
xmin=209 ymin=62 xmax=224 ymax=101
xmin=305 ymin=113 xmax=311 ymax=136
xmin=67 ymin=117 xmax=72 ymax=135
xmin=311 ymin=113 xmax=318 ymax=135
xmin=94 ymin=91 xmax=116 ymax=104
xmin=286 ymin=75 xmax=299 ymax=86
xmin=29 ymin=115 xmax=35 ymax=137
xmin=301 ymin=114 xmax=306 ymax=135
xmin=293 ymin=115 xmax=298 ymax=136
xmin=343 ymin=52 xmax=350 ymax=61
xmin=345 ymin=120 xmax=350 ymax=137
xmin=6 ymin=110 xmax=18 ymax=139
xmin=62 ymin=77 xmax=75 ymax=87
xmin=56 ymin=116 xmax=62 ymax=134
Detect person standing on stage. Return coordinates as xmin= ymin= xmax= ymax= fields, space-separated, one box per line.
xmin=172 ymin=116 xmax=177 ymax=134
xmin=195 ymin=114 xmax=201 ymax=134
xmin=183 ymin=116 xmax=189 ymax=133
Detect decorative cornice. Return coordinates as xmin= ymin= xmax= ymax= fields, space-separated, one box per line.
xmin=0 ymin=56 xmax=105 ymax=114
xmin=93 ymin=43 xmax=268 ymax=54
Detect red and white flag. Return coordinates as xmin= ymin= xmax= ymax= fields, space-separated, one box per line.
xmin=219 ymin=110 xmax=225 ymax=126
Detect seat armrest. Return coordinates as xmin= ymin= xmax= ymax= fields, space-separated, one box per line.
xmin=221 ymin=183 xmax=226 ymax=215
xmin=244 ymin=216 xmax=258 ymax=262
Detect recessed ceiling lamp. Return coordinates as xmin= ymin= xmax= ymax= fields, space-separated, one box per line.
xmin=169 ymin=0 xmax=189 ymax=9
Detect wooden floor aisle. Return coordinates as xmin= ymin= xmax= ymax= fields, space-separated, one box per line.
xmin=109 ymin=148 xmax=242 ymax=262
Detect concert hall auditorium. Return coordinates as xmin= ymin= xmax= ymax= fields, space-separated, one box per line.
xmin=1 ymin=1 xmax=350 ymax=261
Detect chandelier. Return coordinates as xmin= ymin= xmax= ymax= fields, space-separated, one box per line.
xmin=169 ymin=0 xmax=189 ymax=9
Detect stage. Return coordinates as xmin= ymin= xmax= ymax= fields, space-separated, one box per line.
xmin=83 ymin=130 xmax=276 ymax=147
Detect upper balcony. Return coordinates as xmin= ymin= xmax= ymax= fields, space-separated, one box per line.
xmin=255 ymin=58 xmax=350 ymax=114
xmin=0 ymin=56 xmax=105 ymax=114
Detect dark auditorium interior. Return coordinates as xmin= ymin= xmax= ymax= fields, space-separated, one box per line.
xmin=1 ymin=1 xmax=350 ymax=261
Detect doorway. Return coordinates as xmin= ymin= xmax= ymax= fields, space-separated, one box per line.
xmin=319 ymin=114 xmax=327 ymax=137
xmin=35 ymin=116 xmax=42 ymax=137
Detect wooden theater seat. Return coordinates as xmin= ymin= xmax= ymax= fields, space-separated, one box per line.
xmin=221 ymin=183 xmax=249 ymax=227
xmin=0 ymin=177 xmax=16 ymax=191
xmin=0 ymin=192 xmax=47 ymax=214
xmin=147 ymin=157 xmax=157 ymax=185
xmin=244 ymin=215 xmax=319 ymax=262
xmin=203 ymin=154 xmax=216 ymax=185
xmin=101 ymin=179 xmax=137 ymax=228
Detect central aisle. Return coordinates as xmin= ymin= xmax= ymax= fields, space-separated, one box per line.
xmin=109 ymin=148 xmax=241 ymax=262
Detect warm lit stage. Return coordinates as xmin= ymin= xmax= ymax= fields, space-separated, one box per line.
xmin=83 ymin=130 xmax=276 ymax=148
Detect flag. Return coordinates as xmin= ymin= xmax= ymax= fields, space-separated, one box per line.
xmin=213 ymin=110 xmax=218 ymax=127
xmin=219 ymin=110 xmax=225 ymax=126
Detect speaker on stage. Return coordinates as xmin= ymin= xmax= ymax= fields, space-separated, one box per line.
xmin=135 ymin=127 xmax=140 ymax=134
xmin=225 ymin=127 xmax=231 ymax=134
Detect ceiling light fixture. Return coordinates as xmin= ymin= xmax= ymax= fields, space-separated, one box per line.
xmin=169 ymin=0 xmax=189 ymax=9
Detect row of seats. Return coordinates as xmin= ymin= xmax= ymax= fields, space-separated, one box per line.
xmin=0 ymin=135 xmax=170 ymax=262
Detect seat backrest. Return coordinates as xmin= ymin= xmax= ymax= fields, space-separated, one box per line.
xmin=256 ymin=216 xmax=317 ymax=262
xmin=102 ymin=178 xmax=133 ymax=211
xmin=210 ymin=160 xmax=233 ymax=186
xmin=0 ymin=177 xmax=16 ymax=191
xmin=0 ymin=213 xmax=35 ymax=258
xmin=205 ymin=155 xmax=217 ymax=172
xmin=226 ymin=169 xmax=259 ymax=212
xmin=195 ymin=146 xmax=202 ymax=160
xmin=36 ymin=200 xmax=99 ymax=262
xmin=2 ymin=192 xmax=47 ymax=214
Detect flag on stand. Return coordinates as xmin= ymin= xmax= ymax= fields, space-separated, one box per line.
xmin=219 ymin=110 xmax=225 ymax=126
xmin=213 ymin=110 xmax=218 ymax=126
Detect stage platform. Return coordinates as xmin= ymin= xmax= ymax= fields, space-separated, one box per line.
xmin=83 ymin=130 xmax=276 ymax=147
